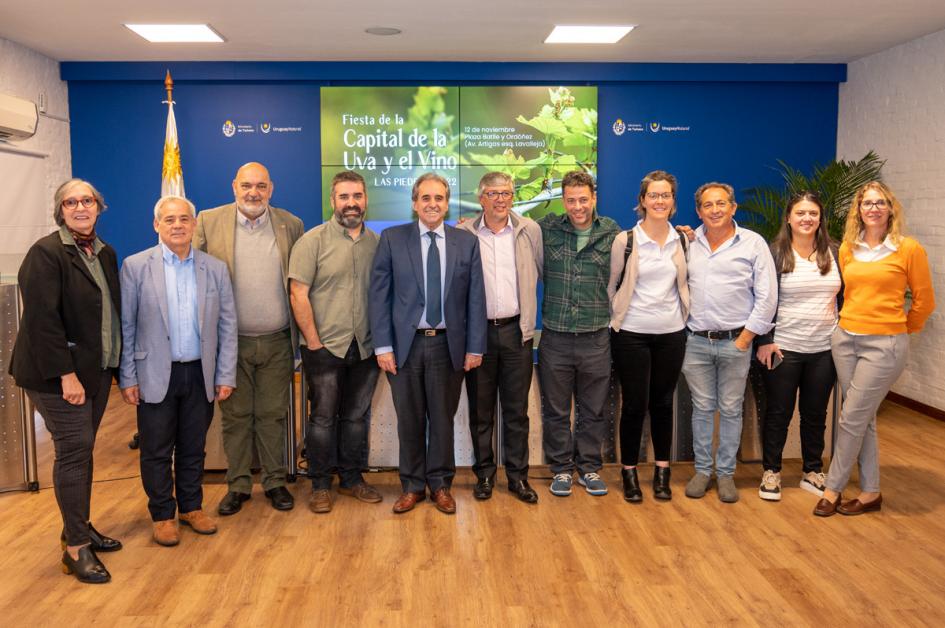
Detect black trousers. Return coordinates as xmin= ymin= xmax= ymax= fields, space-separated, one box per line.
xmin=301 ymin=340 xmax=380 ymax=490
xmin=27 ymin=370 xmax=113 ymax=546
xmin=388 ymin=333 xmax=464 ymax=493
xmin=137 ymin=361 xmax=213 ymax=521
xmin=464 ymin=321 xmax=533 ymax=482
xmin=760 ymin=349 xmax=835 ymax=473
xmin=537 ymin=328 xmax=612 ymax=475
xmin=612 ymin=328 xmax=687 ymax=466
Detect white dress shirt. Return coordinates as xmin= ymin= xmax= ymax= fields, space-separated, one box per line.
xmin=476 ymin=218 xmax=520 ymax=319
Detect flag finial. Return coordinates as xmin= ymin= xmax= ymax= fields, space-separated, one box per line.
xmin=164 ymin=70 xmax=174 ymax=103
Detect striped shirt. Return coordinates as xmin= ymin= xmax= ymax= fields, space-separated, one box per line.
xmin=773 ymin=251 xmax=841 ymax=353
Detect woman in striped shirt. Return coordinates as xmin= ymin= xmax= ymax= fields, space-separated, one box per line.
xmin=756 ymin=191 xmax=842 ymax=501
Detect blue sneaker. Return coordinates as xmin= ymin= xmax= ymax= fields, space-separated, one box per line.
xmin=578 ymin=472 xmax=608 ymax=496
xmin=550 ymin=473 xmax=573 ymax=496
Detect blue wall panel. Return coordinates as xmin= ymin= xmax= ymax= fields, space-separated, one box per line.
xmin=66 ymin=63 xmax=840 ymax=262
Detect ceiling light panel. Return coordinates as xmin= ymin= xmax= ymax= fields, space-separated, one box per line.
xmin=545 ymin=25 xmax=635 ymax=44
xmin=125 ymin=24 xmax=224 ymax=43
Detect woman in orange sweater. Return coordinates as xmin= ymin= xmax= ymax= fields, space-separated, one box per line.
xmin=814 ymin=181 xmax=935 ymax=516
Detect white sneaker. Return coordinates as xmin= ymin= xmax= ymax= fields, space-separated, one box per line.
xmin=758 ymin=470 xmax=782 ymax=501
xmin=800 ymin=471 xmax=826 ymax=497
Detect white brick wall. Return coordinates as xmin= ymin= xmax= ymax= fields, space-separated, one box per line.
xmin=837 ymin=27 xmax=945 ymax=411
xmin=0 ymin=37 xmax=71 ymax=257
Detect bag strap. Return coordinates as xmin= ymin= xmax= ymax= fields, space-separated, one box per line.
xmin=614 ymin=229 xmax=634 ymax=291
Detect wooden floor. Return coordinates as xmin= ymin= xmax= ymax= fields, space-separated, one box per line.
xmin=2 ymin=388 xmax=945 ymax=627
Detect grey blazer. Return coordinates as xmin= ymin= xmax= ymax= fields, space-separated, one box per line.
xmin=119 ymin=244 xmax=238 ymax=403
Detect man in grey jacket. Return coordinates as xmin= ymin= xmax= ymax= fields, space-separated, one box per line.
xmin=457 ymin=172 xmax=543 ymax=503
xmin=119 ymin=195 xmax=238 ymax=546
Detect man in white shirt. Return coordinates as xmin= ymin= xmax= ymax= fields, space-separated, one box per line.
xmin=457 ymin=172 xmax=543 ymax=504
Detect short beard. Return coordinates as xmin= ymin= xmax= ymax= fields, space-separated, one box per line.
xmin=237 ymin=202 xmax=268 ymax=219
xmin=335 ymin=207 xmax=364 ymax=229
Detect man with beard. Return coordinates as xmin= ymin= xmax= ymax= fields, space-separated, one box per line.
xmin=288 ymin=170 xmax=382 ymax=513
xmin=195 ymin=162 xmax=304 ymax=515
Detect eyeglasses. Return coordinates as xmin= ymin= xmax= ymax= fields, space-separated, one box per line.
xmin=62 ymin=197 xmax=97 ymax=210
xmin=700 ymin=200 xmax=731 ymax=210
xmin=860 ymin=199 xmax=889 ymax=210
xmin=482 ymin=191 xmax=513 ymax=200
xmin=645 ymin=192 xmax=673 ymax=200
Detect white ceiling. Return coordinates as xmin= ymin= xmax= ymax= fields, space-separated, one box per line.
xmin=2 ymin=0 xmax=945 ymax=63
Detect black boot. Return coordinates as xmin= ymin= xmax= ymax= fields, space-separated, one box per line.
xmin=61 ymin=522 xmax=122 ymax=552
xmin=621 ymin=467 xmax=643 ymax=503
xmin=61 ymin=546 xmax=110 ymax=584
xmin=653 ymin=466 xmax=672 ymax=500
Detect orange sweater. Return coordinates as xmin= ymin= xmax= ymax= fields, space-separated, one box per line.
xmin=838 ymin=237 xmax=936 ymax=335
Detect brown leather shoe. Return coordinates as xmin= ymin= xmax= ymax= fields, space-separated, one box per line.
xmin=338 ymin=482 xmax=383 ymax=503
xmin=432 ymin=487 xmax=456 ymax=514
xmin=813 ymin=493 xmax=842 ymax=517
xmin=309 ymin=489 xmax=333 ymax=514
xmin=838 ymin=494 xmax=883 ymax=516
xmin=153 ymin=519 xmax=180 ymax=546
xmin=392 ymin=491 xmax=425 ymax=514
xmin=179 ymin=510 xmax=218 ymax=534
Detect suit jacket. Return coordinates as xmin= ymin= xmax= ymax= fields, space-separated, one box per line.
xmin=369 ymin=221 xmax=487 ymax=371
xmin=9 ymin=231 xmax=121 ymax=394
xmin=119 ymin=245 xmax=238 ymax=403
xmin=193 ymin=203 xmax=304 ymax=349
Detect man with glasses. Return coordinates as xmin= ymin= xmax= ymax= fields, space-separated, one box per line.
xmin=456 ymin=172 xmax=543 ymax=504
xmin=537 ymin=170 xmax=620 ymax=497
xmin=194 ymin=162 xmax=304 ymax=515
xmin=288 ymin=170 xmax=382 ymax=514
xmin=682 ymin=182 xmax=777 ymax=503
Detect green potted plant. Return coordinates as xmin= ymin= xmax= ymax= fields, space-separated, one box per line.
xmin=740 ymin=151 xmax=885 ymax=242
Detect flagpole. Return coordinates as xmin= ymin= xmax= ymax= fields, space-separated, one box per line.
xmin=161 ymin=70 xmax=185 ymax=198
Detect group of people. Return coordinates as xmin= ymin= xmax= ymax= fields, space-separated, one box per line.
xmin=9 ymin=163 xmax=935 ymax=585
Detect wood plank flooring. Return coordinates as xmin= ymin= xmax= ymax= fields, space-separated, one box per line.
xmin=2 ymin=387 xmax=944 ymax=626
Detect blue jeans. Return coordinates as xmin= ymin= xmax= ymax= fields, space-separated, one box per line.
xmin=681 ymin=333 xmax=752 ymax=477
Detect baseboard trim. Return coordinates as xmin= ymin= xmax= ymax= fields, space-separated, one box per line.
xmin=885 ymin=392 xmax=945 ymax=422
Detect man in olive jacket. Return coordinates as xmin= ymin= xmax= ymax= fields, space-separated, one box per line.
xmin=194 ymin=162 xmax=304 ymax=515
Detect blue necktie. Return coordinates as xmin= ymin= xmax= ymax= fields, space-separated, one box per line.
xmin=426 ymin=231 xmax=442 ymax=328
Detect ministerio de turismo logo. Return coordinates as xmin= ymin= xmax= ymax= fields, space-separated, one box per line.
xmin=222 ymin=120 xmax=236 ymax=137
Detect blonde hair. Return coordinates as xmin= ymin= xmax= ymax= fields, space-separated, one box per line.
xmin=843 ymin=181 xmax=905 ymax=246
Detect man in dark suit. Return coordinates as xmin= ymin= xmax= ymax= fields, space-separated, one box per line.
xmin=369 ymin=172 xmax=487 ymax=515
xmin=119 ymin=195 xmax=238 ymax=547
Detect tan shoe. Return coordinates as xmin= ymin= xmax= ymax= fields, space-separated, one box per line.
xmin=179 ymin=510 xmax=218 ymax=534
xmin=309 ymin=489 xmax=333 ymax=514
xmin=153 ymin=519 xmax=180 ymax=546
xmin=338 ymin=482 xmax=383 ymax=503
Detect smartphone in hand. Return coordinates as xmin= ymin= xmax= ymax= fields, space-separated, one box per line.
xmin=769 ymin=353 xmax=784 ymax=370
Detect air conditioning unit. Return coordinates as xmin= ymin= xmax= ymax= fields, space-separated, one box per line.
xmin=0 ymin=93 xmax=39 ymax=141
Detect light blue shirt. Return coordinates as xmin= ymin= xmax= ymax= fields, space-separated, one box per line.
xmin=686 ymin=222 xmax=777 ymax=336
xmin=161 ymin=243 xmax=201 ymax=362
xmin=418 ymin=221 xmax=447 ymax=330
xmin=374 ymin=221 xmax=448 ymax=357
